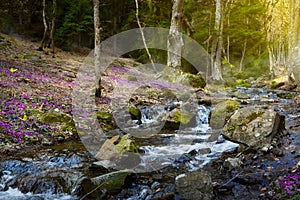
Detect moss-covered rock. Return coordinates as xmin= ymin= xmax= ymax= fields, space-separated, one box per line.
xmin=128 ymin=107 xmax=141 ymax=121
xmin=40 ymin=113 xmax=72 ymax=124
xmin=271 ymin=80 xmax=285 ymax=89
xmin=96 ymin=112 xmax=113 ymax=121
xmin=184 ymin=73 xmax=206 ymax=88
xmin=210 ymin=100 xmax=240 ymax=129
xmin=116 ymin=134 xmax=139 ymax=153
xmin=164 ymin=108 xmax=193 ymax=130
xmin=222 ymin=105 xmax=285 ymax=149
xmin=91 ymin=170 xmax=132 ymax=191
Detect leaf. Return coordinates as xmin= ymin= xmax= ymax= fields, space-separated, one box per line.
xmin=20 ymin=114 xmax=28 ymax=121
xmin=10 ymin=68 xmax=17 ymax=73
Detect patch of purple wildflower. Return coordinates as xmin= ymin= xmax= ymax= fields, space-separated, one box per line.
xmin=0 ymin=59 xmax=74 ymax=144
xmin=277 ymin=167 xmax=300 ymax=198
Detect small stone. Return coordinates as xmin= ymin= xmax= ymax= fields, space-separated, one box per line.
xmin=223 ymin=157 xmax=241 ymax=171
xmin=151 ymin=182 xmax=160 ymax=190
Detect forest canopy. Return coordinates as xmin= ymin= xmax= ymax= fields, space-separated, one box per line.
xmin=0 ymin=0 xmax=297 ymax=83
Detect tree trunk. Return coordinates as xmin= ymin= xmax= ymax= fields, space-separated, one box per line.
xmin=48 ymin=0 xmax=56 ymax=57
xmin=239 ymin=39 xmax=247 ymax=72
xmin=135 ymin=0 xmax=155 ymax=71
xmin=211 ymin=0 xmax=223 ymax=81
xmin=39 ymin=0 xmax=47 ymax=51
xmin=288 ymin=0 xmax=300 ymax=85
xmin=167 ymin=0 xmax=185 ymax=68
xmin=94 ymin=0 xmax=101 ymax=97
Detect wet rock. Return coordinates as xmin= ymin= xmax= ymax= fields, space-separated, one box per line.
xmin=95 ymin=134 xmax=139 ymax=162
xmin=223 ymin=157 xmax=241 ymax=171
xmin=116 ymin=134 xmax=139 ymax=153
xmin=222 ymin=105 xmax=285 ymax=149
xmin=210 ymin=100 xmax=240 ymax=129
xmin=91 ymin=169 xmax=132 ymax=191
xmin=128 ymin=106 xmax=142 ymax=123
xmin=175 ymin=170 xmax=213 ymax=200
xmin=163 ymin=108 xmax=193 ymax=130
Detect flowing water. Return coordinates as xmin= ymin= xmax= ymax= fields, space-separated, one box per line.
xmin=0 ymin=87 xmax=298 ymax=199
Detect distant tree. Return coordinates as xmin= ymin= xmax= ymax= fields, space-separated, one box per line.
xmin=39 ymin=0 xmax=48 ymax=51
xmin=211 ymin=0 xmax=223 ymax=80
xmin=48 ymin=0 xmax=57 ymax=57
xmin=167 ymin=0 xmax=185 ymax=68
xmin=94 ymin=0 xmax=101 ymax=97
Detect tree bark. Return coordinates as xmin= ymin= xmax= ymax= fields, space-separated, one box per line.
xmin=94 ymin=0 xmax=101 ymax=97
xmin=135 ymin=0 xmax=156 ymax=71
xmin=288 ymin=0 xmax=300 ymax=85
xmin=211 ymin=0 xmax=223 ymax=81
xmin=167 ymin=0 xmax=185 ymax=68
xmin=48 ymin=0 xmax=56 ymax=57
xmin=39 ymin=0 xmax=47 ymax=51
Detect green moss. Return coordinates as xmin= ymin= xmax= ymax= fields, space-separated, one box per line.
xmin=40 ymin=113 xmax=72 ymax=124
xmin=246 ymin=111 xmax=263 ymax=122
xmin=96 ymin=112 xmax=113 ymax=121
xmin=277 ymin=93 xmax=297 ymax=99
xmin=185 ymin=73 xmax=206 ymax=88
xmin=128 ymin=107 xmax=141 ymax=120
xmin=271 ymin=81 xmax=285 ymax=89
xmin=225 ymin=126 xmax=235 ymax=136
xmin=116 ymin=134 xmax=139 ymax=153
xmin=173 ymin=111 xmax=192 ymax=124
xmin=127 ymin=76 xmax=138 ymax=82
xmin=225 ymin=100 xmax=240 ymax=113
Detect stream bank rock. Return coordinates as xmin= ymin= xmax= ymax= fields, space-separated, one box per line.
xmin=222 ymin=105 xmax=285 ymax=149
xmin=210 ymin=100 xmax=240 ymax=129
xmin=91 ymin=169 xmax=132 ymax=191
xmin=175 ymin=170 xmax=213 ymax=200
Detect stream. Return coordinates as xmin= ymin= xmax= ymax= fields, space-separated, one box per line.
xmin=0 ymin=87 xmax=299 ymax=199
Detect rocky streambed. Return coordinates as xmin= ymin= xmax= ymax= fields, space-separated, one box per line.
xmin=1 ymin=34 xmax=300 ymax=200
xmin=0 ymin=85 xmax=299 ymax=200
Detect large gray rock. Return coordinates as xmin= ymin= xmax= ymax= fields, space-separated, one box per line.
xmin=175 ymin=170 xmax=213 ymax=200
xmin=91 ymin=170 xmax=132 ymax=191
xmin=210 ymin=100 xmax=240 ymax=129
xmin=222 ymin=105 xmax=285 ymax=149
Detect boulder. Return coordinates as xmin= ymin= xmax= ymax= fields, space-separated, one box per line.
xmin=91 ymin=170 xmax=132 ymax=191
xmin=222 ymin=105 xmax=285 ymax=149
xmin=39 ymin=113 xmax=72 ymax=124
xmin=95 ymin=134 xmax=139 ymax=161
xmin=128 ymin=106 xmax=142 ymax=122
xmin=210 ymin=100 xmax=240 ymax=129
xmin=175 ymin=170 xmax=213 ymax=200
xmin=163 ymin=108 xmax=193 ymax=130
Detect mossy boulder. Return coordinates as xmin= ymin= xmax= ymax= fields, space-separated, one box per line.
xmin=128 ymin=107 xmax=141 ymax=121
xmin=222 ymin=105 xmax=285 ymax=149
xmin=184 ymin=73 xmax=206 ymax=88
xmin=40 ymin=113 xmax=72 ymax=124
xmin=116 ymin=134 xmax=139 ymax=153
xmin=91 ymin=170 xmax=132 ymax=191
xmin=164 ymin=108 xmax=193 ymax=130
xmin=95 ymin=134 xmax=139 ymax=161
xmin=210 ymin=100 xmax=240 ymax=129
xmin=96 ymin=112 xmax=113 ymax=121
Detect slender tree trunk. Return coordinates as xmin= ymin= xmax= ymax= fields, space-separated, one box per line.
xmin=48 ymin=0 xmax=56 ymax=57
xmin=135 ymin=0 xmax=156 ymax=71
xmin=211 ymin=0 xmax=223 ymax=81
xmin=94 ymin=0 xmax=101 ymax=97
xmin=288 ymin=0 xmax=300 ymax=85
xmin=167 ymin=0 xmax=185 ymax=68
xmin=39 ymin=0 xmax=47 ymax=51
xmin=239 ymin=39 xmax=247 ymax=72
